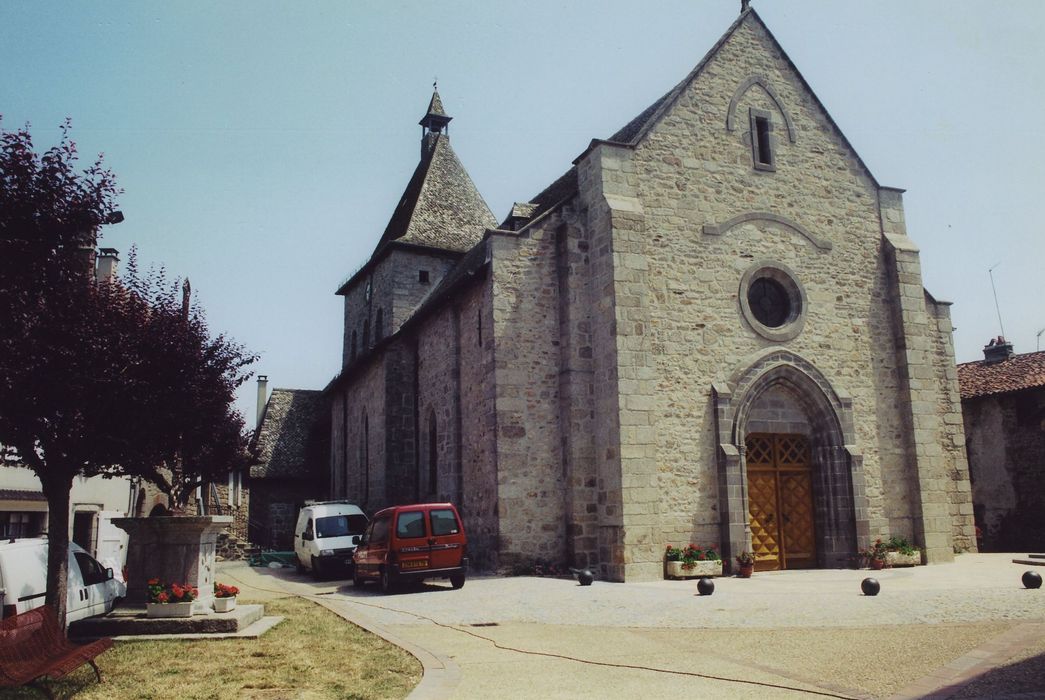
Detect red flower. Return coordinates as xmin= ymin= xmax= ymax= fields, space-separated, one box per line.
xmin=147 ymin=578 xmax=160 ymax=586
xmin=157 ymin=591 xmax=169 ymax=603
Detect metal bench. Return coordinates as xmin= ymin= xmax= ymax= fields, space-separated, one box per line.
xmin=0 ymin=605 xmax=113 ymax=699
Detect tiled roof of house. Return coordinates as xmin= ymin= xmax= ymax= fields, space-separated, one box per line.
xmin=251 ymin=389 xmax=328 ymax=479
xmin=957 ymin=351 xmax=1045 ymax=400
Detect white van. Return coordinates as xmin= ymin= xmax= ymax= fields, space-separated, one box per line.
xmin=0 ymin=538 xmax=126 ymax=624
xmin=294 ymin=501 xmax=368 ymax=579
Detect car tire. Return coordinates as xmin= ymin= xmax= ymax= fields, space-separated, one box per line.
xmin=450 ymin=573 xmax=466 ymax=590
xmin=353 ymin=568 xmax=366 ymax=587
xmin=311 ymin=556 xmax=323 ymax=580
xmin=295 ymin=558 xmax=305 ymax=575
xmin=380 ymin=566 xmax=394 ymax=594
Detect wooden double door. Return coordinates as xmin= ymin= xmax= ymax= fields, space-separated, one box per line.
xmin=745 ymin=433 xmax=817 ymax=571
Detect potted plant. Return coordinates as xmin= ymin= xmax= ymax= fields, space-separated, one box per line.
xmin=858 ymin=538 xmax=889 ymax=570
xmin=734 ymin=551 xmax=756 ymax=578
xmin=664 ymin=544 xmax=722 ymax=579
xmin=883 ymin=536 xmax=922 ymax=567
xmin=213 ymin=582 xmax=240 ymax=612
xmin=146 ymin=579 xmax=198 ymax=618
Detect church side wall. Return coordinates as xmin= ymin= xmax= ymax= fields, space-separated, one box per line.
xmin=417 ymin=304 xmax=462 ymax=504
xmin=457 ymin=278 xmax=500 ymax=571
xmin=334 ymin=357 xmax=388 ymax=512
xmin=620 ymin=17 xmax=927 ymax=574
xmin=489 ymin=224 xmax=568 ymax=571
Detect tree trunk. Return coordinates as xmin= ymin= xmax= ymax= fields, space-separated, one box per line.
xmin=41 ymin=472 xmax=74 ymax=631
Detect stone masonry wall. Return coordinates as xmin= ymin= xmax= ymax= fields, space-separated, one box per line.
xmin=606 ymin=14 xmax=952 ymax=575
xmin=456 ymin=277 xmax=501 ymax=571
xmin=489 ymin=220 xmax=568 ymax=571
xmin=334 ymin=358 xmax=387 ymax=512
xmin=417 ymin=304 xmax=463 ymax=504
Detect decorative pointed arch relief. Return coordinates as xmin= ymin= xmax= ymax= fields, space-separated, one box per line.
xmin=702 ymin=212 xmax=832 ymax=252
xmin=726 ymin=75 xmax=797 ymax=143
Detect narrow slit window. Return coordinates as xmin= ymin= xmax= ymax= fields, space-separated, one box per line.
xmin=418 ymin=270 xmax=430 ymax=284
xmin=750 ymin=108 xmax=775 ymax=171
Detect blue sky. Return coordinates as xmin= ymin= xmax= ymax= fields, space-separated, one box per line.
xmin=3 ymin=1 xmax=1043 ymax=423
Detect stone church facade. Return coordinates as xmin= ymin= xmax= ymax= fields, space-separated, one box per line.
xmin=326 ymin=7 xmax=976 ymax=581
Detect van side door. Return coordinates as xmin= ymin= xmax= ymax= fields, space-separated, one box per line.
xmin=73 ymin=551 xmax=113 ymax=619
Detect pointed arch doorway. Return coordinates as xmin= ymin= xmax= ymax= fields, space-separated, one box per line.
xmin=745 ymin=432 xmax=816 ymax=570
xmin=714 ymin=350 xmax=870 ymax=571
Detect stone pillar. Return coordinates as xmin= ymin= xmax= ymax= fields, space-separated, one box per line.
xmin=114 ymin=516 xmax=231 ymax=613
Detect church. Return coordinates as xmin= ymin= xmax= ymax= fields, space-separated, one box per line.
xmin=324 ymin=6 xmax=976 ymax=581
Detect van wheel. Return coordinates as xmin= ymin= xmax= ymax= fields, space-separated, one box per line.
xmin=353 ymin=568 xmax=366 ymax=588
xmin=380 ymin=567 xmax=394 ymax=594
xmin=296 ymin=558 xmax=305 ymax=575
xmin=450 ymin=573 xmax=466 ymax=590
xmin=311 ymin=556 xmax=323 ymax=580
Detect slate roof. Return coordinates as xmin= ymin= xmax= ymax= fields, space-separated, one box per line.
xmin=373 ymin=132 xmax=496 ymax=254
xmin=0 ymin=489 xmax=46 ymax=502
xmin=957 ymin=351 xmax=1045 ymax=400
xmin=251 ymin=389 xmax=328 ymax=480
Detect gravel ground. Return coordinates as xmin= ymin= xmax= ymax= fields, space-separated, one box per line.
xmin=223 ymin=553 xmax=1045 ymax=699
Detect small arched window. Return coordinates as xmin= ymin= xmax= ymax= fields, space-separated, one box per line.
xmin=375 ymin=308 xmax=384 ymax=342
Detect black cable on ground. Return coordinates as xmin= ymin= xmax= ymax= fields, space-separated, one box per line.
xmin=220 ymin=568 xmax=859 ymax=700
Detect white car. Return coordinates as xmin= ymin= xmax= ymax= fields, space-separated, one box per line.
xmin=294 ymin=501 xmax=368 ymax=579
xmin=0 ymin=538 xmax=126 ymax=624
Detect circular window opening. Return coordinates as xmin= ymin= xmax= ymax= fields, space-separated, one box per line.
xmin=738 ymin=262 xmax=807 ymax=342
xmin=747 ymin=277 xmax=790 ymax=328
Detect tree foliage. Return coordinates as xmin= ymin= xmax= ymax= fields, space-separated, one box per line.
xmin=0 ymin=118 xmax=257 ymax=627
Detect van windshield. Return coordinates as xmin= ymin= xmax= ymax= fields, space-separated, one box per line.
xmin=316 ymin=515 xmax=368 ymax=539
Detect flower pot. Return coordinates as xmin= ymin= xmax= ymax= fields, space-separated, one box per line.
xmin=870 ymin=558 xmax=886 ymax=570
xmin=147 ymin=601 xmax=194 ymax=618
xmin=737 ymin=564 xmax=754 ymax=578
xmin=213 ymin=596 xmax=237 ymax=613
xmin=665 ymin=560 xmax=723 ymax=580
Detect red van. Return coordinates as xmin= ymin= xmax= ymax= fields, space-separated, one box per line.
xmin=353 ymin=503 xmax=468 ymax=593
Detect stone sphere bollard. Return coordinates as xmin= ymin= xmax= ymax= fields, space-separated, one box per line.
xmin=861 ymin=577 xmax=880 ymax=596
xmin=697 ymin=577 xmax=715 ymax=596
xmin=577 ymin=569 xmax=594 ymax=586
xmin=1023 ymin=571 xmax=1042 ymax=589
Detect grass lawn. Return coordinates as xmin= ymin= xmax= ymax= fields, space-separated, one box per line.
xmin=7 ymin=596 xmax=421 ymax=699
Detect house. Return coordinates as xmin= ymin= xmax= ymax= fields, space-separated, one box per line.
xmin=249 ymin=377 xmax=329 ymax=549
xmin=958 ymin=338 xmax=1045 ymax=552
xmin=324 ymin=6 xmax=976 ymax=581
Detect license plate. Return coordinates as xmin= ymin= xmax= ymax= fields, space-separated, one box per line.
xmin=401 ymin=559 xmax=429 ymax=570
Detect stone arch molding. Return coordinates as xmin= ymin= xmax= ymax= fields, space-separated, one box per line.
xmin=703 ymin=212 xmax=832 ymax=252
xmin=726 ymin=75 xmax=797 ymax=143
xmin=712 ymin=348 xmax=868 ymax=570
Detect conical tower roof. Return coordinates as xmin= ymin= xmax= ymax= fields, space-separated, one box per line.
xmin=376 ymin=93 xmax=494 ymax=252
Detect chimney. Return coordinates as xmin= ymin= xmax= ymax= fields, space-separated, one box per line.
xmin=983 ymin=336 xmax=1014 ymax=364
xmin=256 ymin=375 xmax=269 ymax=429
xmin=95 ymin=248 xmax=119 ymax=283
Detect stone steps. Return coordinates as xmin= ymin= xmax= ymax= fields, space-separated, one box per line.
xmin=1011 ymin=554 xmax=1045 ymax=566
xmin=70 ymin=603 xmax=265 ymax=639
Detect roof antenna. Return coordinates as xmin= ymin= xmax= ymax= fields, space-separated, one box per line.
xmin=988 ymin=263 xmax=1006 ymax=341
xmin=1037 ymin=328 xmax=1044 ymax=351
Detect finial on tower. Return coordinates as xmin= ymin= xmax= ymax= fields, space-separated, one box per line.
xmin=741 ymin=0 xmax=751 ymax=12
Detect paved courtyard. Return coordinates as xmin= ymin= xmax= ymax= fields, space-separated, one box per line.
xmin=220 ymin=554 xmax=1044 ymax=699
